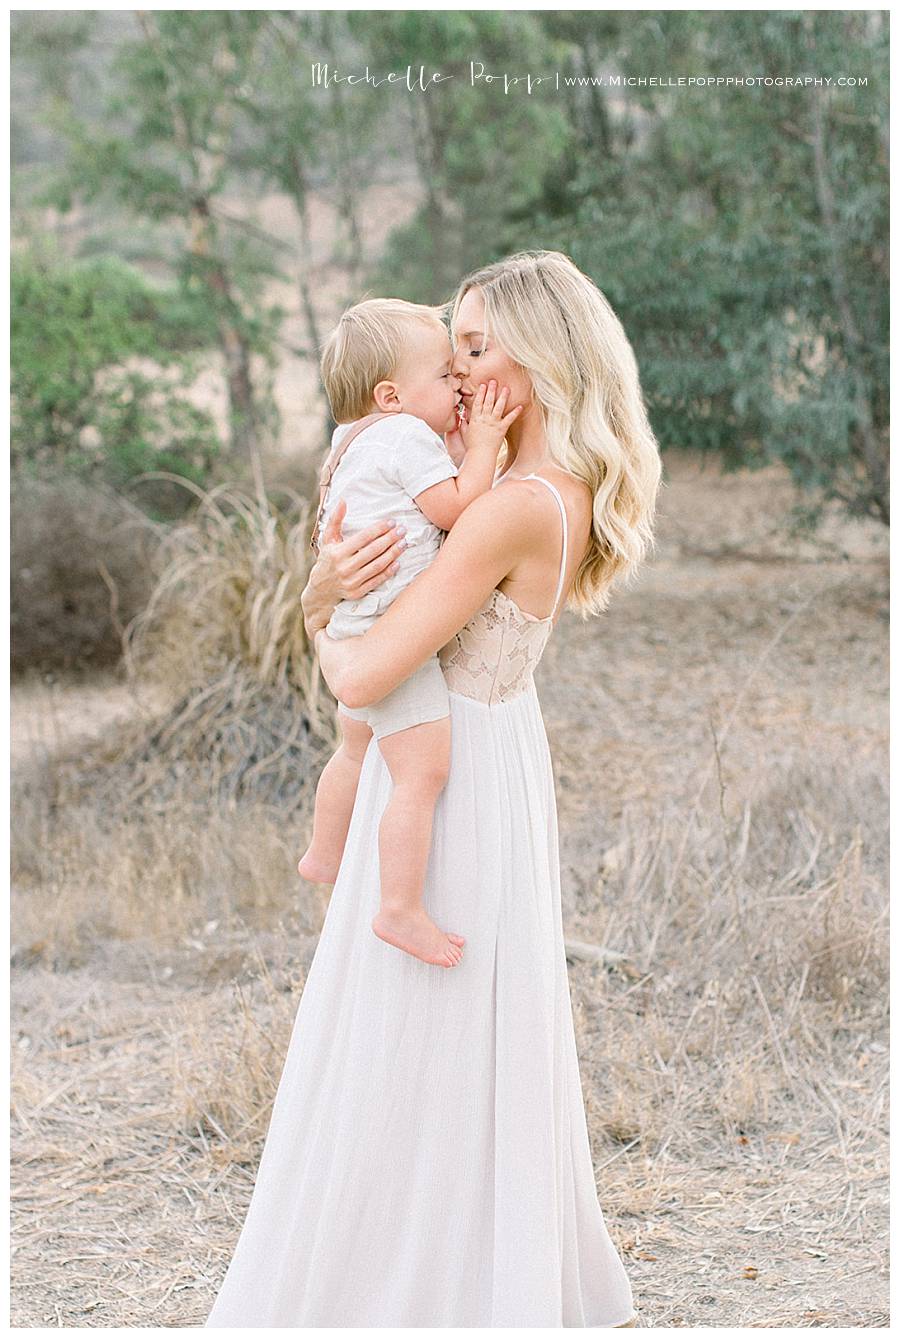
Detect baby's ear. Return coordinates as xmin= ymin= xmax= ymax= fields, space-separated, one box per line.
xmin=372 ymin=380 xmax=401 ymax=412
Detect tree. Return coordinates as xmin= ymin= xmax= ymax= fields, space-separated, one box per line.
xmin=11 ymin=250 xmax=220 ymax=508
xmin=516 ymin=10 xmax=888 ymax=523
xmin=37 ymin=10 xmax=283 ymax=461
xmin=225 ymin=12 xmax=386 ymax=432
xmin=357 ymin=12 xmax=570 ymax=302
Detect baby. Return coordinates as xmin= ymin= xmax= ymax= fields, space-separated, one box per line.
xmin=298 ymin=298 xmax=520 ymax=968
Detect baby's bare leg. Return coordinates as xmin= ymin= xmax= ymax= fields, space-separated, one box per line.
xmin=298 ymin=712 xmax=373 ymax=884
xmin=372 ymin=717 xmax=465 ymax=968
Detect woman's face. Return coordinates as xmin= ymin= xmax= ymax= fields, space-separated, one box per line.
xmin=450 ymin=287 xmax=533 ymax=421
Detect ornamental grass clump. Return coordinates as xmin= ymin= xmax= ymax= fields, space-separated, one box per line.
xmin=78 ymin=475 xmax=336 ymax=815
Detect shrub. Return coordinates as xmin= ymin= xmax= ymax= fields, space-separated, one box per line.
xmin=11 ymin=472 xmax=159 ymax=671
xmin=11 ymin=250 xmax=220 ymax=505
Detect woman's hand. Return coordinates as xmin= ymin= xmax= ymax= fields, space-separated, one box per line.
xmin=300 ymin=499 xmax=407 ymax=639
xmin=312 ymin=483 xmax=536 ymax=710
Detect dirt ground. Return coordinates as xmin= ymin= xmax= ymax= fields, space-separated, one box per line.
xmin=10 ymin=447 xmax=888 ymax=1328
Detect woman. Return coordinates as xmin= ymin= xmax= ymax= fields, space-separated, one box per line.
xmin=205 ymin=251 xmax=661 ymax=1328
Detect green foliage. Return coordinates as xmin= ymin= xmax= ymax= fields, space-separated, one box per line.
xmin=359 ymin=12 xmax=570 ymax=302
xmin=500 ymin=10 xmax=888 ymax=523
xmin=92 ymin=370 xmax=220 ymax=492
xmin=11 ymin=251 xmax=220 ymax=505
xmin=11 ymin=10 xmax=889 ymax=524
xmin=24 ymin=10 xmax=288 ymax=458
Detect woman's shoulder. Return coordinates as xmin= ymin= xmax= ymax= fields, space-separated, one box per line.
xmin=488 ymin=471 xmax=594 ymax=572
xmin=492 ymin=467 xmax=591 ymax=523
xmin=446 ymin=476 xmax=560 ymax=568
xmin=440 ymin=480 xmax=543 ymax=566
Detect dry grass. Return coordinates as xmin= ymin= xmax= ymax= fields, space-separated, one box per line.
xmin=121 ymin=475 xmax=321 ymax=703
xmin=10 ymin=450 xmax=888 ymax=1327
xmin=12 ymin=473 xmax=338 ymax=964
xmin=58 ymin=475 xmax=337 ymax=819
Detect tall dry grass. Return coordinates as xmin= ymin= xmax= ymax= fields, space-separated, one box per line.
xmin=66 ymin=474 xmax=335 ymax=812
xmin=11 ymin=473 xmax=339 ymax=962
xmin=571 ymin=755 xmax=887 ymax=1161
xmin=121 ymin=474 xmax=324 ymax=708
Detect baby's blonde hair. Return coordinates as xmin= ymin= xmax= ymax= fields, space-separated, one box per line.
xmin=320 ymin=298 xmax=448 ymax=423
xmin=448 ymin=250 xmax=663 ymax=615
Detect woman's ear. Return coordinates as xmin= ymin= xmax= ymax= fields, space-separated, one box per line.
xmin=372 ymin=380 xmax=402 ymax=413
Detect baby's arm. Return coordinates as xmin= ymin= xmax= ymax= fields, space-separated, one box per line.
xmin=414 ymin=381 xmax=522 ymax=531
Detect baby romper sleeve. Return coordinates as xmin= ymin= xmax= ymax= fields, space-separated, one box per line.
xmin=389 ymin=416 xmax=459 ymax=500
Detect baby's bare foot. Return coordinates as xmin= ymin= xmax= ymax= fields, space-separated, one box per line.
xmin=297 ymin=850 xmax=339 ymax=884
xmin=372 ymin=906 xmax=466 ymax=968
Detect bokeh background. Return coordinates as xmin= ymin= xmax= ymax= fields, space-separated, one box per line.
xmin=10 ymin=10 xmax=888 ymax=1327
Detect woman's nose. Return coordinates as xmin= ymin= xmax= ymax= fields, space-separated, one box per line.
xmin=451 ymin=351 xmax=466 ymax=377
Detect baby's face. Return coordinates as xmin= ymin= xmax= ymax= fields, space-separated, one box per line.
xmin=391 ymin=326 xmax=462 ymax=435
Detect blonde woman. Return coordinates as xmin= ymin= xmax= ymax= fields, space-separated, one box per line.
xmin=205 ymin=252 xmax=660 ymax=1328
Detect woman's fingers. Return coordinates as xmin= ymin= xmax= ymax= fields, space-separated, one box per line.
xmin=338 ymin=522 xmax=400 ymax=572
xmin=322 ymin=497 xmax=347 ymax=546
xmin=357 ymin=564 xmax=399 ymax=595
xmin=352 ymin=538 xmax=406 ymax=588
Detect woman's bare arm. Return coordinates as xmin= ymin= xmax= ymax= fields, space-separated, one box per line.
xmin=315 ymin=485 xmax=545 ymax=708
xmin=300 ymin=499 xmax=407 ymax=637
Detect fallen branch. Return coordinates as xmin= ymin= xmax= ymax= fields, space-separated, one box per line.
xmin=563 ymin=938 xmax=629 ymax=967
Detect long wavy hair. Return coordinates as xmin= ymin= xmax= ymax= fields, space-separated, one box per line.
xmin=448 ymin=250 xmax=663 ymax=615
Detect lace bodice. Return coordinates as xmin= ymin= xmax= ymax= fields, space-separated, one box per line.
xmin=439 ymin=588 xmax=554 ymax=704
xmin=438 ymin=474 xmax=569 ymax=706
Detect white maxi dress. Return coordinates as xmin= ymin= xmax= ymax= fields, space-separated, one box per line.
xmin=205 ymin=475 xmax=636 ymax=1327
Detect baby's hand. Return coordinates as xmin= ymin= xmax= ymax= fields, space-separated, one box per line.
xmin=444 ymin=420 xmax=467 ymax=468
xmin=463 ymin=380 xmax=523 ymax=452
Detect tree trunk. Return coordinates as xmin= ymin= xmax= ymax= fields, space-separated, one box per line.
xmin=318 ymin=12 xmax=365 ymax=283
xmin=412 ymin=98 xmax=454 ymax=302
xmin=136 ymin=10 xmax=259 ymax=460
xmin=803 ymin=15 xmax=888 ymax=523
xmin=580 ymin=33 xmax=613 ymax=157
xmin=187 ymin=197 xmax=257 ymax=458
xmin=289 ymin=150 xmax=333 ymax=442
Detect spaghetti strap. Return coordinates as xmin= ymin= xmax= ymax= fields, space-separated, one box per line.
xmin=523 ymin=474 xmax=569 ymax=618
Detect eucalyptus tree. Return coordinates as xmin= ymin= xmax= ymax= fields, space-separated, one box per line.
xmin=40 ymin=10 xmax=281 ymax=460
xmin=225 ymin=11 xmax=386 ymax=429
xmin=524 ymin=10 xmax=888 ymax=523
xmin=355 ymin=11 xmax=570 ymax=303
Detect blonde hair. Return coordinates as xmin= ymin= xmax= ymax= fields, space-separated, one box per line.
xmin=449 ymin=250 xmax=663 ymax=615
xmin=320 ymin=298 xmax=447 ymax=423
